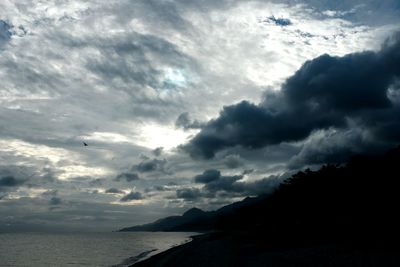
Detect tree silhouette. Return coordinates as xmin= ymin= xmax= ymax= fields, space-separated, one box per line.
xmin=215 ymin=146 xmax=400 ymax=244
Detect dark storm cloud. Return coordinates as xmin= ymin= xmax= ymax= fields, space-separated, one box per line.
xmin=192 ymin=170 xmax=282 ymax=197
xmin=235 ymin=175 xmax=282 ymax=196
xmin=120 ymin=191 xmax=143 ymax=202
xmin=152 ymin=147 xmax=163 ymax=157
xmin=203 ymin=174 xmax=243 ymax=193
xmin=0 ymin=176 xmax=24 ymax=187
xmin=0 ymin=165 xmax=57 ymax=192
xmin=145 ymin=183 xmax=181 ymax=194
xmin=184 ymin=33 xmax=400 ymax=162
xmin=41 ymin=190 xmax=58 ymax=197
xmin=49 ymin=197 xmax=62 ymax=205
xmin=115 ymin=173 xmax=140 ymax=182
xmin=1 ymin=0 xmax=399 ymax=231
xmin=242 ymin=169 xmax=254 ymax=175
xmin=176 ymin=188 xmax=201 ymax=200
xmin=88 ymin=178 xmax=104 ymax=186
xmin=287 ymin=128 xmax=379 ymax=168
xmin=175 ymin=112 xmax=204 ymax=130
xmin=145 ymin=185 xmax=170 ymax=193
xmin=224 ymin=154 xmax=243 ymax=169
xmin=133 ymin=158 xmax=166 ymax=173
xmin=194 ymin=169 xmax=221 ymax=183
xmin=105 ymin=188 xmax=124 ymax=194
xmin=194 ymin=170 xmax=243 ymax=193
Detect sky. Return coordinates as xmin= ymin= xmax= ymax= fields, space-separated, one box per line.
xmin=0 ymin=0 xmax=399 ymax=232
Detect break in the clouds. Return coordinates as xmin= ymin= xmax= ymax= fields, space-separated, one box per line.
xmin=0 ymin=0 xmax=399 ymax=231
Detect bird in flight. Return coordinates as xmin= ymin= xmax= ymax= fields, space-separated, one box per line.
xmin=83 ymin=142 xmax=88 ymax=146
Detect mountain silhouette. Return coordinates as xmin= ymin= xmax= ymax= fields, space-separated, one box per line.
xmin=121 ymin=146 xmax=400 ymax=243
xmin=119 ymin=207 xmax=214 ymax=232
xmin=119 ymin=198 xmax=265 ymax=232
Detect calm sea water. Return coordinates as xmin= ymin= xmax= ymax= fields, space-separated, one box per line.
xmin=0 ymin=232 xmax=197 ymax=267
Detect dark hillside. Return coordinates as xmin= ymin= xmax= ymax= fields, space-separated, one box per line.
xmin=123 ymin=146 xmax=400 ymax=245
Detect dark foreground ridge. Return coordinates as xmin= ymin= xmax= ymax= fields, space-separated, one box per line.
xmin=132 ymin=232 xmax=400 ymax=267
xmin=128 ymin=146 xmax=400 ymax=266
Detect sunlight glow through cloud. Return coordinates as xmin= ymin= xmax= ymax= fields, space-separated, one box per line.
xmin=0 ymin=0 xmax=399 ymax=231
xmin=163 ymin=68 xmax=188 ymax=89
xmin=136 ymin=123 xmax=194 ymax=150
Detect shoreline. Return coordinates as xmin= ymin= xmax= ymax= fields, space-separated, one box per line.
xmin=129 ymin=233 xmax=210 ymax=267
xmin=112 ymin=248 xmax=157 ymax=267
xmin=130 ymin=232 xmax=400 ymax=267
xmin=124 ymin=233 xmax=203 ymax=267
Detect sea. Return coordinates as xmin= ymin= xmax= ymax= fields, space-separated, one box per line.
xmin=0 ymin=231 xmax=197 ymax=267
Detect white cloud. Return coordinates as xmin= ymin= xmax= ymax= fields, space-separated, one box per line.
xmin=0 ymin=0 xmax=399 ymax=230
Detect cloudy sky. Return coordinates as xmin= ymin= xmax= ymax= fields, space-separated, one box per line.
xmin=1 ymin=0 xmax=399 ymax=231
